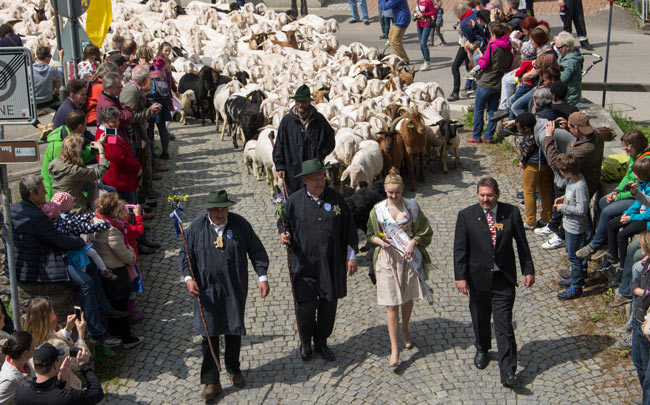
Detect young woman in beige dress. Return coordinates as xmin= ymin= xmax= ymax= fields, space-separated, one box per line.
xmin=367 ymin=168 xmax=433 ymax=367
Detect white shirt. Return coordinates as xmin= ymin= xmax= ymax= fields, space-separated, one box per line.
xmin=184 ymin=214 xmax=268 ymax=283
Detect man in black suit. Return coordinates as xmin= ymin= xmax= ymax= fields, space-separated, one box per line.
xmin=453 ymin=176 xmax=535 ymax=388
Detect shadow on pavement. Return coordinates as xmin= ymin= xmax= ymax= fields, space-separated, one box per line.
xmin=517 ymin=333 xmax=615 ymax=389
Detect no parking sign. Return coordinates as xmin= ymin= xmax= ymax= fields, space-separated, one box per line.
xmin=0 ymin=47 xmax=36 ymax=125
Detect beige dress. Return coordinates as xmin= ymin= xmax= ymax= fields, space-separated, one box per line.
xmin=375 ymin=215 xmax=423 ymax=306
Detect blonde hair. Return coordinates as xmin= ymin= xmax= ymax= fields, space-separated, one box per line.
xmin=385 ymin=167 xmax=403 ymax=186
xmin=59 ymin=135 xmax=84 ymax=166
xmin=24 ymin=297 xmax=54 ymax=347
xmin=642 ymin=231 xmax=650 ymax=255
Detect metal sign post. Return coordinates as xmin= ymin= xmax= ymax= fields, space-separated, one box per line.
xmin=602 ymin=0 xmax=614 ymax=107
xmin=50 ymin=0 xmax=91 ymax=79
xmin=0 ymin=47 xmax=38 ymax=331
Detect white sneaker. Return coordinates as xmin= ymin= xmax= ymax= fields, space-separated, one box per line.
xmin=542 ymin=234 xmax=565 ymax=249
xmin=534 ymin=225 xmax=553 ymax=236
xmin=420 ymin=62 xmax=430 ymax=71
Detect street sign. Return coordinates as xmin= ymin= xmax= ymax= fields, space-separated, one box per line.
xmin=50 ymin=0 xmax=90 ymax=19
xmin=0 ymin=47 xmax=36 ymax=125
xmin=54 ymin=21 xmax=93 ymax=63
xmin=0 ymin=141 xmax=40 ymax=164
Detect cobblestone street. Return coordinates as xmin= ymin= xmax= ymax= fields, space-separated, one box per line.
xmin=101 ymin=122 xmax=633 ymax=404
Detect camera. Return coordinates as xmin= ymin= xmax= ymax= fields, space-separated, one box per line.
xmin=125 ymin=204 xmax=137 ymax=212
xmin=74 ymin=306 xmax=81 ymax=321
xmin=412 ymin=11 xmax=419 ymax=22
xmin=622 ymin=184 xmax=632 ymax=192
xmin=69 ymin=347 xmax=80 ymax=358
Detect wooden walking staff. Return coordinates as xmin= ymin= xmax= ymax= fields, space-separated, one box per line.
xmin=268 ymin=131 xmax=306 ymax=352
xmin=178 ymin=223 xmax=222 ymax=373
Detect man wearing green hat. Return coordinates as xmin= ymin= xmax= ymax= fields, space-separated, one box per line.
xmin=273 ymin=84 xmax=335 ymax=195
xmin=179 ymin=189 xmax=270 ymax=400
xmin=279 ymin=159 xmax=358 ymax=362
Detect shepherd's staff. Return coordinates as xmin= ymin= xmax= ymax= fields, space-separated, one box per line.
xmin=173 ymin=209 xmax=222 ymax=373
xmin=269 ymin=130 xmax=306 ymax=353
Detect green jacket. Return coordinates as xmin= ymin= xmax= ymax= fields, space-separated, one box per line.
xmin=49 ymin=155 xmax=109 ymax=214
xmin=559 ymin=50 xmax=584 ymax=105
xmin=615 ymin=149 xmax=650 ymax=200
xmin=41 ymin=126 xmax=96 ymax=201
xmin=366 ymin=200 xmax=433 ymax=279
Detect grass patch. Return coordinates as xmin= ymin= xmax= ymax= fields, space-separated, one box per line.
xmin=611 ymin=110 xmax=650 ymax=139
xmin=460 ymin=105 xmax=474 ymax=128
xmin=95 ymin=349 xmax=127 ymax=382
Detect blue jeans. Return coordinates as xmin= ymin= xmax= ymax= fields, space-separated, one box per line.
xmin=67 ymin=264 xmax=106 ymax=337
xmin=472 ymin=86 xmax=500 ymax=141
xmin=349 ymin=0 xmax=369 ymax=21
xmin=237 ymin=0 xmax=244 ymax=5
xmin=590 ymin=197 xmax=635 ymax=249
xmin=565 ymin=231 xmax=587 ymax=288
xmin=417 ymin=26 xmax=431 ymax=62
xmin=510 ymin=87 xmax=534 ymax=118
xmin=620 ymin=239 xmax=643 ymax=297
xmin=509 ymin=83 xmax=533 ymax=107
xmin=632 ymin=321 xmax=650 ymax=403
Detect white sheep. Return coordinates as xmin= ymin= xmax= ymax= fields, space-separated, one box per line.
xmin=340 ymin=140 xmax=383 ymax=190
xmin=243 ymin=140 xmax=261 ymax=180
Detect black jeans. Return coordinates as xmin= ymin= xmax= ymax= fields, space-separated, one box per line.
xmin=297 ymin=296 xmax=337 ymax=348
xmin=469 ymin=272 xmax=517 ymax=382
xmin=451 ymin=46 xmax=469 ymax=95
xmin=607 ymin=215 xmax=647 ymax=267
xmin=549 ymin=183 xmax=566 ymax=239
xmin=201 ymin=335 xmax=241 ymax=384
xmin=561 ymin=0 xmax=588 ymax=39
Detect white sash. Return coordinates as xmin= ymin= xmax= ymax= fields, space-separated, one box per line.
xmin=376 ymin=200 xmax=434 ymax=304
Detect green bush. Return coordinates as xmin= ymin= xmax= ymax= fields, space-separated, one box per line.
xmin=460 ymin=105 xmax=474 ymax=128
xmin=611 ymin=110 xmax=650 ymax=140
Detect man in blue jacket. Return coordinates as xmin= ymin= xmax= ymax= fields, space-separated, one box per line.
xmin=5 ymin=174 xmax=121 ymax=346
xmin=379 ymin=0 xmax=410 ymax=62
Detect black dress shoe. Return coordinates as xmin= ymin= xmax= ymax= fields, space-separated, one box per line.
xmin=474 ymin=350 xmax=489 ymax=369
xmin=502 ymin=371 xmax=520 ymax=388
xmin=300 ymin=343 xmax=313 ymax=362
xmin=139 ymin=244 xmax=157 ymax=255
xmin=498 ymin=126 xmax=519 ymax=138
xmin=314 ymin=345 xmax=335 ymax=361
xmin=447 ymin=93 xmax=459 ymax=102
xmin=140 ymin=237 xmax=161 ymax=249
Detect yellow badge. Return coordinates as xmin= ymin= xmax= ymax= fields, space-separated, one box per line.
xmin=333 ymin=204 xmax=341 ymax=215
xmin=495 ymin=223 xmax=504 ymax=231
xmin=214 ymin=236 xmax=223 ymax=248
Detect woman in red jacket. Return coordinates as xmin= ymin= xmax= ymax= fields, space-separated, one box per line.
xmin=414 ymin=0 xmax=436 ymax=71
xmin=94 ymin=107 xmax=141 ymax=204
xmin=86 ymin=62 xmax=118 ymax=127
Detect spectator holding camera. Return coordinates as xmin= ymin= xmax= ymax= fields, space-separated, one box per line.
xmin=15 ymin=342 xmax=103 ymax=405
xmin=0 ymin=331 xmax=35 ymax=405
xmin=24 ymin=298 xmax=91 ymax=390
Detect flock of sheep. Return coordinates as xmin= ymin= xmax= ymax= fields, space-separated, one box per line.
xmin=6 ymin=0 xmax=464 ymax=193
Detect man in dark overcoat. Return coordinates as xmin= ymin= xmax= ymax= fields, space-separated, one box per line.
xmin=180 ymin=190 xmax=270 ymax=401
xmin=453 ymin=176 xmax=535 ymax=388
xmin=272 ymin=85 xmax=335 ymax=196
xmin=279 ymin=159 xmax=358 ymax=362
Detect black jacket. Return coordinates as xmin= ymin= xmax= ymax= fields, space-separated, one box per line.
xmin=633 ymin=260 xmax=650 ymax=323
xmin=4 ymin=200 xmax=84 ymax=284
xmin=505 ymin=10 xmax=528 ymax=31
xmin=16 ymin=364 xmax=103 ymax=405
xmin=272 ymin=106 xmax=335 ymax=195
xmin=453 ymin=202 xmax=534 ymax=292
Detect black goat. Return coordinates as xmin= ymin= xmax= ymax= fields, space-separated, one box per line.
xmin=224 ymin=90 xmax=266 ymax=149
xmin=178 ymin=66 xmax=219 ymax=126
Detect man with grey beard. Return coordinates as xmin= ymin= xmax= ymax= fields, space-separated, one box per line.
xmin=272 ymin=85 xmax=335 ymax=195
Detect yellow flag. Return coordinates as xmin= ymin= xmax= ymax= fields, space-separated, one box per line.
xmin=85 ymin=0 xmax=112 ymax=47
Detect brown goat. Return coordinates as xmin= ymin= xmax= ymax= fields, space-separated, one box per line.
xmin=393 ymin=110 xmax=427 ymax=191
xmin=271 ymin=30 xmax=299 ymax=49
xmin=376 ymin=130 xmax=405 ymax=176
xmin=312 ymin=89 xmax=329 ymax=104
xmin=382 ymin=103 xmax=408 ymax=121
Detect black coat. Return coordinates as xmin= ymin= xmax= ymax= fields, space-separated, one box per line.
xmin=453 ymin=202 xmax=534 ymax=292
xmin=4 ymin=200 xmax=84 ymax=284
xmin=179 ymin=213 xmax=268 ymax=337
xmin=16 ymin=364 xmax=103 ymax=405
xmin=279 ymin=187 xmax=358 ymax=302
xmin=272 ymin=107 xmax=335 ymax=195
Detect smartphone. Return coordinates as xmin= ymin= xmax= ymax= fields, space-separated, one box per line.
xmin=74 ymin=306 xmax=81 ymax=321
xmin=105 ymin=127 xmax=117 ymax=144
xmin=125 ymin=204 xmax=137 ymax=212
xmin=68 ymin=346 xmax=80 ymax=358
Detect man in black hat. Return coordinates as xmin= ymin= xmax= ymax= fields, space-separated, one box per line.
xmin=180 ymin=189 xmax=270 ymax=401
xmin=16 ymin=343 xmax=103 ymax=404
xmin=273 ymin=84 xmax=335 ymax=196
xmin=279 ymin=159 xmax=358 ymax=361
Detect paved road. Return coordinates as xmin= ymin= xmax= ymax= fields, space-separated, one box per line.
xmin=102 ymin=119 xmax=632 ymax=404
